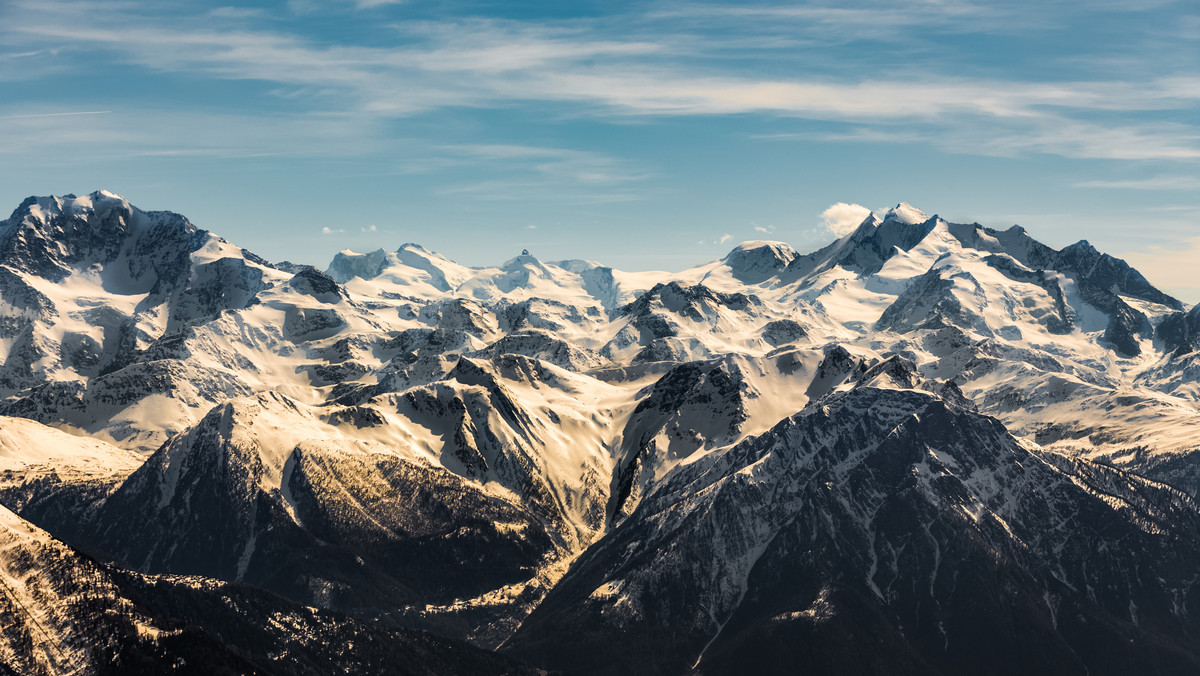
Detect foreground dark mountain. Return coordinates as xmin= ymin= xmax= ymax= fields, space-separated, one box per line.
xmin=509 ymin=368 xmax=1200 ymax=675
xmin=0 ymin=505 xmax=533 ymax=675
xmin=2 ymin=192 xmax=1199 ymax=674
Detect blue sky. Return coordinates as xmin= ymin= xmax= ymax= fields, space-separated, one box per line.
xmin=1 ymin=0 xmax=1198 ymax=300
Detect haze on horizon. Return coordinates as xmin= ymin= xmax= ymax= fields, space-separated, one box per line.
xmin=1 ymin=0 xmax=1197 ymax=301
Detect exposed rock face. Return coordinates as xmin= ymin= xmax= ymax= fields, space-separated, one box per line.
xmin=288 ymin=267 xmax=346 ymax=303
xmin=762 ymin=318 xmax=807 ymax=346
xmin=326 ymin=247 xmax=388 ymax=283
xmin=723 ymin=241 xmax=799 ymax=285
xmin=1160 ymin=304 xmax=1200 ymax=355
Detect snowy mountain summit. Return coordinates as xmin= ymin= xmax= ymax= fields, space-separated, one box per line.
xmin=882 ymin=200 xmax=928 ymax=224
xmin=2 ymin=191 xmax=1200 ymax=675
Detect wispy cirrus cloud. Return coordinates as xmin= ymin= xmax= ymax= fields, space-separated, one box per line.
xmin=353 ymin=0 xmax=405 ymax=8
xmin=4 ymin=0 xmax=1198 ymax=157
xmin=207 ymin=6 xmax=266 ymax=19
xmin=0 ymin=110 xmax=111 ymax=120
xmin=1074 ymin=175 xmax=1200 ymax=190
xmin=760 ymin=115 xmax=1200 ymax=162
xmin=971 ymin=117 xmax=1200 ymax=161
xmin=424 ymin=144 xmax=652 ymax=203
xmin=0 ymin=106 xmax=380 ymax=160
xmin=647 ymin=0 xmax=1026 ymax=40
xmin=441 ymin=144 xmax=650 ymax=183
xmin=1 ymin=0 xmax=1198 ymax=228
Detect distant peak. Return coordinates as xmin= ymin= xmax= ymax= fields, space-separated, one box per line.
xmin=397 ymin=243 xmax=463 ymax=269
xmin=336 ymin=247 xmax=385 ymax=257
xmin=727 ymin=239 xmax=794 ymax=253
xmin=326 ymin=247 xmax=388 ymax=282
xmin=881 ymin=202 xmax=929 ymax=225
xmin=12 ymin=190 xmax=133 ymax=224
xmin=722 ymin=240 xmax=800 ymax=265
xmin=723 ymin=240 xmax=799 ymax=284
xmin=501 ymin=250 xmax=542 ymax=271
xmin=1062 ymin=239 xmax=1097 ymax=253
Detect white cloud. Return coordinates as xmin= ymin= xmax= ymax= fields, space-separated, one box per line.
xmin=971 ymin=117 xmax=1200 ymax=161
xmin=753 ymin=223 xmax=775 ymax=234
xmin=433 ymin=143 xmax=650 ymax=203
xmin=717 ymin=233 xmax=732 ymax=244
xmin=3 ymin=0 xmax=1199 ymax=165
xmin=321 ymin=226 xmax=344 ymax=235
xmin=442 ymin=144 xmax=648 ymax=184
xmin=764 ymin=116 xmax=1200 ymax=163
xmin=527 ymin=224 xmax=537 ymax=229
xmin=360 ymin=224 xmax=377 ymax=232
xmin=209 ymin=7 xmax=266 ymax=19
xmin=287 ymin=0 xmax=320 ymax=15
xmin=7 ymin=4 xmax=1198 ymax=136
xmin=0 ymin=110 xmax=111 ymax=120
xmin=1073 ymin=175 xmax=1200 ymax=190
xmin=0 ymin=106 xmax=379 ymax=161
xmin=820 ymin=202 xmax=873 ymax=236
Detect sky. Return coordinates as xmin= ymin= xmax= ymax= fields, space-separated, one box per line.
xmin=1 ymin=0 xmax=1198 ymax=301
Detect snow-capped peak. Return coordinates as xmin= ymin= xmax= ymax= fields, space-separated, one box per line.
xmin=501 ymin=250 xmax=544 ymax=271
xmin=727 ymin=239 xmax=791 ymax=253
xmin=9 ymin=190 xmax=134 ymax=229
xmin=721 ymin=240 xmax=799 ymax=285
xmin=325 ymin=248 xmax=388 ymax=282
xmin=881 ymin=202 xmax=929 ymax=225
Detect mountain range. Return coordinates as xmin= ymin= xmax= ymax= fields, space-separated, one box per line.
xmin=2 ymin=191 xmax=1199 ymax=674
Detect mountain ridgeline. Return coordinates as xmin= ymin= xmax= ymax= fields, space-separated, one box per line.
xmin=1 ymin=192 xmax=1199 ymax=675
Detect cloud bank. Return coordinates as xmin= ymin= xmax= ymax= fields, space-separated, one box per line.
xmin=820 ymin=203 xmax=873 ymax=236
